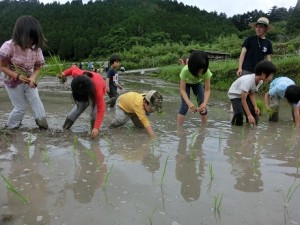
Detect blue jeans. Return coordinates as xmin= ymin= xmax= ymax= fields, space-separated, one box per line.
xmin=178 ymin=82 xmax=206 ymax=115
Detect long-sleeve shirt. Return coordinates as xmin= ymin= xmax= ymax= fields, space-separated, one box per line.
xmin=91 ymin=73 xmax=106 ymax=129
xmin=63 ymin=66 xmax=106 ymax=129
xmin=62 ymin=66 xmax=87 ymax=78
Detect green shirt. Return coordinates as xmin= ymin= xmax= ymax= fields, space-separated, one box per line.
xmin=179 ymin=65 xmax=212 ymax=84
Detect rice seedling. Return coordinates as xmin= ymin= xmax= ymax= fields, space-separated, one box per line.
xmin=209 ymin=162 xmax=215 ymax=181
xmin=45 ymin=53 xmax=66 ymax=84
xmin=213 ymin=193 xmax=223 ymax=213
xmin=149 ymin=139 xmax=157 ymax=155
xmin=251 ymin=154 xmax=259 ymax=174
xmin=84 ymin=148 xmax=97 ymax=162
xmin=148 ymin=207 xmax=158 ymax=225
xmin=42 ymin=147 xmax=51 ymax=167
xmin=12 ymin=63 xmax=27 ymax=77
xmin=102 ymin=165 xmax=113 ymax=191
xmin=1 ymin=174 xmax=29 ymax=204
xmin=296 ymin=160 xmax=300 ymax=175
xmin=72 ymin=135 xmax=78 ymax=152
xmin=256 ymin=98 xmax=264 ymax=115
xmin=265 ymin=107 xmax=276 ymax=118
xmin=160 ymin=155 xmax=169 ymax=188
xmin=84 ymin=148 xmax=103 ymax=172
xmin=280 ymin=181 xmax=300 ymax=207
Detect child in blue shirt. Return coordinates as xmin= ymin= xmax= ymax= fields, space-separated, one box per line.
xmin=264 ymin=76 xmax=295 ymax=122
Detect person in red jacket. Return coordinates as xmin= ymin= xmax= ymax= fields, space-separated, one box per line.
xmin=62 ymin=69 xmax=106 ymax=139
xmin=59 ymin=64 xmax=104 ymax=82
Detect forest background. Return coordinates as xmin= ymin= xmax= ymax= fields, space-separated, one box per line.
xmin=0 ymin=0 xmax=300 ymax=90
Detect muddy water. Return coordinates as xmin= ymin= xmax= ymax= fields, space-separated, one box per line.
xmin=0 ymin=75 xmax=299 ymax=225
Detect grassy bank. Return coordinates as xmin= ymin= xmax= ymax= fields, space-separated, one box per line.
xmin=156 ymin=55 xmax=300 ymax=92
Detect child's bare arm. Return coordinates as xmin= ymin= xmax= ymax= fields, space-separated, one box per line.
xmin=179 ymin=80 xmax=196 ymax=112
xmin=105 ymin=77 xmax=110 ymax=92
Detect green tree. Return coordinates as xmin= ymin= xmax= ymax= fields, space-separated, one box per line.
xmin=286 ymin=0 xmax=300 ymax=35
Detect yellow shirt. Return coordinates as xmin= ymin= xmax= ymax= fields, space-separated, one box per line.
xmin=118 ymin=92 xmax=151 ymax=128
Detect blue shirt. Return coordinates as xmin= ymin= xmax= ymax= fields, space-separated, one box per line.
xmin=269 ymin=77 xmax=295 ymax=99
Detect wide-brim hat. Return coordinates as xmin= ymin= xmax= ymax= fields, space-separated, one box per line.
xmin=249 ymin=17 xmax=274 ymax=31
xmin=145 ymin=90 xmax=163 ymax=113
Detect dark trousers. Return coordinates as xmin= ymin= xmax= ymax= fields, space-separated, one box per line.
xmin=231 ymin=96 xmax=258 ymax=126
xmin=106 ymin=88 xmax=119 ymax=108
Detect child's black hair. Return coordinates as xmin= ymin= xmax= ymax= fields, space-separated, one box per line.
xmin=254 ymin=61 xmax=276 ymax=77
xmin=12 ymin=15 xmax=46 ymax=50
xmin=284 ymin=85 xmax=300 ymax=104
xmin=71 ymin=75 xmax=95 ymax=106
xmin=109 ymin=55 xmax=121 ymax=65
xmin=188 ymin=50 xmax=209 ymax=77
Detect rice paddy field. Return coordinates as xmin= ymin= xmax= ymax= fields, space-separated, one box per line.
xmin=0 ymin=74 xmax=299 ymax=225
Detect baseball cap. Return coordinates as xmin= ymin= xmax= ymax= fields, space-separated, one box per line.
xmin=145 ymin=90 xmax=163 ymax=113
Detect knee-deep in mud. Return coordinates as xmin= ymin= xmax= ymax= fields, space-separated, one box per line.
xmin=0 ymin=74 xmax=299 ymax=225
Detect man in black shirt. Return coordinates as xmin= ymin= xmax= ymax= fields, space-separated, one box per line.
xmin=237 ymin=17 xmax=273 ymax=76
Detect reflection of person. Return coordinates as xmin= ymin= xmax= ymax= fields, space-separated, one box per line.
xmin=224 ymin=128 xmax=263 ymax=192
xmin=105 ymin=55 xmax=123 ymax=108
xmin=264 ymin=77 xmax=296 ymax=123
xmin=142 ymin=151 xmax=161 ymax=174
xmin=71 ymin=142 xmax=107 ymax=203
xmin=4 ymin=134 xmax=51 ymax=224
xmin=62 ymin=72 xmax=106 ymax=139
xmin=284 ymin=85 xmax=300 ymax=128
xmin=177 ymin=50 xmax=212 ymax=126
xmin=237 ymin=17 xmax=273 ymax=77
xmin=108 ymin=90 xmax=163 ymax=138
xmin=0 ymin=15 xmax=48 ymax=129
xmin=228 ymin=61 xmax=276 ymax=126
xmin=175 ymin=127 xmax=205 ymax=202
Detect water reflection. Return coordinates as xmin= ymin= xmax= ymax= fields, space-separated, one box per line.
xmin=4 ymin=131 xmax=51 ymax=224
xmin=262 ymin=124 xmax=300 ymax=179
xmin=175 ymin=126 xmax=205 ymax=202
xmin=67 ymin=140 xmax=107 ymax=203
xmin=224 ymin=127 xmax=263 ymax=192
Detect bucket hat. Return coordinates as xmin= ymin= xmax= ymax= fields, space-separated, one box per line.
xmin=145 ymin=90 xmax=163 ymax=113
xmin=249 ymin=17 xmax=274 ymax=31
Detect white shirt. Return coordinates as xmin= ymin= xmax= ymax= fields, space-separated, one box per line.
xmin=228 ymin=74 xmax=257 ymax=99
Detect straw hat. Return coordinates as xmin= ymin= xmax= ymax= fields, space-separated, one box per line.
xmin=249 ymin=17 xmax=274 ymax=31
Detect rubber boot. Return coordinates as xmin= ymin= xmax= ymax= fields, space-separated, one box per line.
xmin=269 ymin=106 xmax=279 ymax=122
xmin=63 ymin=117 xmax=74 ymax=129
xmin=35 ymin=118 xmax=48 ymax=130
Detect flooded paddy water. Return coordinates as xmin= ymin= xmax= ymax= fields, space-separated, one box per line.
xmin=0 ymin=74 xmax=299 ymax=225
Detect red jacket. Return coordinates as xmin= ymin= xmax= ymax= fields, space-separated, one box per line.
xmin=91 ymin=72 xmax=106 ymax=129
xmin=63 ymin=66 xmax=106 ymax=129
